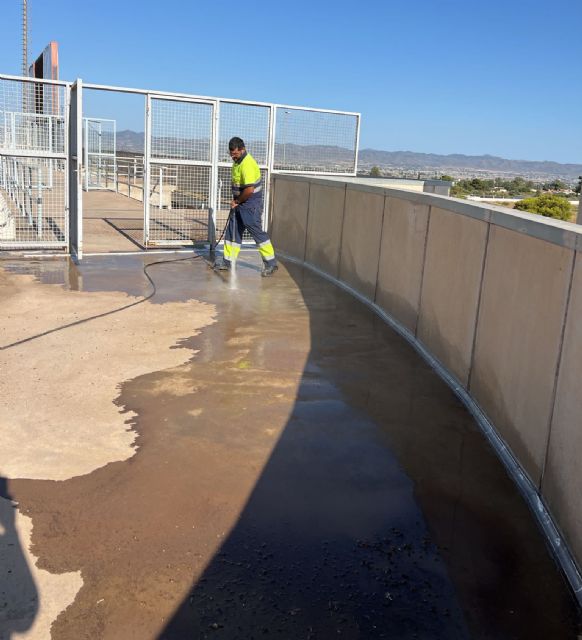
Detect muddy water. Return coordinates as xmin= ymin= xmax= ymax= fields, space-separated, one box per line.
xmin=1 ymin=253 xmax=580 ymax=639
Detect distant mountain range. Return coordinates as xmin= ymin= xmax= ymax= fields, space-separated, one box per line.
xmin=359 ymin=149 xmax=582 ymax=180
xmin=115 ymin=131 xmax=581 ymax=180
xmin=117 ymin=130 xmax=144 ymax=153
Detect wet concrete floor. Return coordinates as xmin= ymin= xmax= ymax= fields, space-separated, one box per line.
xmin=1 ymin=252 xmax=581 ymax=639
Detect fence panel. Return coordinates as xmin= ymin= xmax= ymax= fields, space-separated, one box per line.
xmin=147 ymin=163 xmax=211 ymax=243
xmin=83 ymin=117 xmax=116 ymax=190
xmin=217 ymin=102 xmax=270 ymax=165
xmin=145 ymin=97 xmax=215 ymax=245
xmin=273 ymin=107 xmax=359 ymax=174
xmin=0 ymin=76 xmax=69 ymax=249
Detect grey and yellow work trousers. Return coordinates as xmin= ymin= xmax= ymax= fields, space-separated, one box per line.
xmin=223 ymin=202 xmax=276 ymax=266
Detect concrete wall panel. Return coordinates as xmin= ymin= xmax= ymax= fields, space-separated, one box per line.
xmin=270 ymin=178 xmax=310 ymax=260
xmin=541 ymin=254 xmax=582 ymax=562
xmin=305 ymin=183 xmax=346 ymax=278
xmin=417 ymin=207 xmax=488 ymax=385
xmin=339 ymin=188 xmax=385 ymax=300
xmin=471 ymin=226 xmax=573 ymax=484
xmin=376 ymin=198 xmax=430 ymax=332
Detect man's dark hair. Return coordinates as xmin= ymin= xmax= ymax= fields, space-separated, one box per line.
xmin=228 ymin=137 xmax=245 ymax=151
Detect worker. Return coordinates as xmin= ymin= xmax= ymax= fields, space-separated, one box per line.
xmin=214 ymin=137 xmax=278 ymax=276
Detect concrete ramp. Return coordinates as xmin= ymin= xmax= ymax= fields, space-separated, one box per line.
xmin=83 ymin=190 xmax=146 ymax=252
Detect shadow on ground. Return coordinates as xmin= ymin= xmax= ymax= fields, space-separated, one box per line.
xmin=0 ymin=477 xmax=38 ymax=638
xmin=157 ymin=260 xmax=580 ymax=640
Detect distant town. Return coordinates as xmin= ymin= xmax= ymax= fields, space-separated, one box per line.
xmin=357 ymin=149 xmax=582 ymax=186
xmin=358 ymin=149 xmax=581 ymax=220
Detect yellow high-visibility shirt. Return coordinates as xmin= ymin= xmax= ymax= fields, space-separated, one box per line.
xmin=232 ymin=152 xmax=262 ymax=205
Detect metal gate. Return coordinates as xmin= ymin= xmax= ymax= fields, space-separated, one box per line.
xmin=1 ymin=72 xmax=360 ymax=253
xmin=83 ymin=117 xmax=116 ymax=191
xmin=144 ymin=96 xmax=215 ymax=246
xmin=0 ymin=74 xmax=69 ymax=250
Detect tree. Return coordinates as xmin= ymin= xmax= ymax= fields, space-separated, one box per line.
xmin=440 ymin=175 xmax=454 ymax=182
xmin=514 ymin=193 xmax=572 ymax=221
xmin=543 ymin=180 xmax=567 ymax=191
xmin=370 ymin=166 xmax=381 ymax=177
xmin=575 ymin=177 xmax=582 ymax=195
xmin=450 ymin=184 xmax=465 ymax=198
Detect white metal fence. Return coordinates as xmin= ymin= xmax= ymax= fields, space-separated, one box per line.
xmin=145 ymin=96 xmax=214 ymax=244
xmin=0 ymin=72 xmax=360 ymax=253
xmin=83 ymin=117 xmax=116 ymax=190
xmin=273 ymin=107 xmax=359 ymax=173
xmin=0 ymin=75 xmax=69 ymax=249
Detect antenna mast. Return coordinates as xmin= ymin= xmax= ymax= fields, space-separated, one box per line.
xmin=22 ymin=0 xmax=28 ymax=76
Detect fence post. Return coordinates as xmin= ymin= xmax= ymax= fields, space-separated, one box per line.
xmin=36 ymin=165 xmax=43 ymax=238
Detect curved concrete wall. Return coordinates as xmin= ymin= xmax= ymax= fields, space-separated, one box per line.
xmin=270 ymin=174 xmax=582 ymax=583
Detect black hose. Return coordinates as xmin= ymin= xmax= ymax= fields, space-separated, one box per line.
xmin=1 ymin=212 xmax=234 ymax=352
xmin=211 ymin=207 xmax=234 ymax=250
xmin=0 ymin=255 xmax=201 ymax=351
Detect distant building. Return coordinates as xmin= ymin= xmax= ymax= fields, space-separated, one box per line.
xmin=348 ymin=175 xmax=452 ymax=196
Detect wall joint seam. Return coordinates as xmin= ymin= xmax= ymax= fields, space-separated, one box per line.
xmin=539 ymin=249 xmax=578 ymax=492
xmin=303 ymin=181 xmax=312 ymax=263
xmin=467 ymin=222 xmax=492 ymax=391
xmin=336 ymin=184 xmax=348 ymax=279
xmin=414 ymin=203 xmax=432 ymax=338
xmin=373 ymin=195 xmax=388 ymax=304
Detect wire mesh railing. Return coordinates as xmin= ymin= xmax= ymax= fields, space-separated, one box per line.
xmin=147 ymin=163 xmax=211 ymax=243
xmin=0 ymin=75 xmax=69 ymax=249
xmin=0 ymin=155 xmax=67 ymax=245
xmin=150 ymin=99 xmax=213 ymax=163
xmin=217 ymin=101 xmax=270 ymax=165
xmin=0 ymin=72 xmax=360 ymax=251
xmin=1 ymin=111 xmax=66 ymax=154
xmin=273 ymin=107 xmax=359 ymax=173
xmin=84 ymin=117 xmax=116 ymax=190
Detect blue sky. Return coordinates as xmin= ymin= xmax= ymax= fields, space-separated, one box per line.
xmin=1 ymin=0 xmax=580 ymax=163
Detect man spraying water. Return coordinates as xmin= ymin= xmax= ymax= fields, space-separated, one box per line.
xmin=214 ymin=137 xmax=278 ymax=277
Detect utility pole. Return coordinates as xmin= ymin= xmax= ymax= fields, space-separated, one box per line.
xmin=22 ymin=0 xmax=28 ymax=76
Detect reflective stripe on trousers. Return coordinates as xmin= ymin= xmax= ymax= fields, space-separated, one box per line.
xmin=224 ymin=203 xmax=276 ymax=266
xmin=223 ymin=239 xmax=241 ymax=261
xmin=257 ymin=239 xmax=275 ymax=262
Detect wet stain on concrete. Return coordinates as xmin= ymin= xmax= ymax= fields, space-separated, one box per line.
xmin=1 ymin=253 xmax=581 ymax=639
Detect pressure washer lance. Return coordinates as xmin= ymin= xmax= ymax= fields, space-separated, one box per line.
xmin=209 ymin=208 xmax=234 ymax=267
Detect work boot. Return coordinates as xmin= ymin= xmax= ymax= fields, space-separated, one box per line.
xmin=261 ymin=263 xmax=278 ymax=277
xmin=213 ymin=258 xmax=231 ymax=271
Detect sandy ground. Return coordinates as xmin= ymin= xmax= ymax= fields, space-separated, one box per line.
xmin=0 ymin=267 xmax=215 ymax=480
